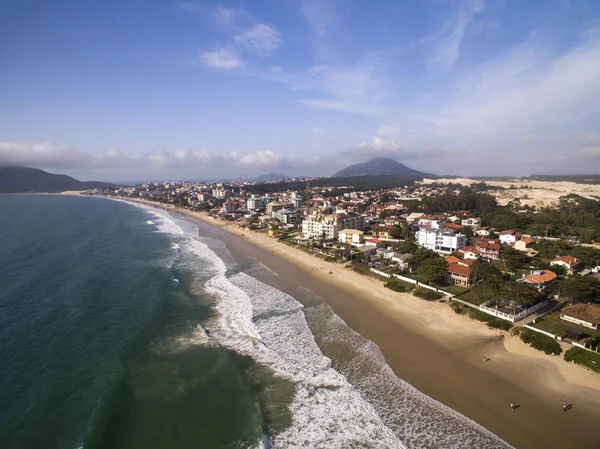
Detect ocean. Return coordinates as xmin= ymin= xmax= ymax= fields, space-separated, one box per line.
xmin=0 ymin=195 xmax=513 ymax=449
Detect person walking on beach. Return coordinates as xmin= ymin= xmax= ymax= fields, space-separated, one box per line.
xmin=563 ymin=401 xmax=567 ymax=412
xmin=510 ymin=402 xmax=515 ymax=411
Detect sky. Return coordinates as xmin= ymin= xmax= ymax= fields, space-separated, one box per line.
xmin=1 ymin=0 xmax=600 ymax=181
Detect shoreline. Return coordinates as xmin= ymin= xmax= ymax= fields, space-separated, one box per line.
xmin=79 ymin=195 xmax=600 ymax=448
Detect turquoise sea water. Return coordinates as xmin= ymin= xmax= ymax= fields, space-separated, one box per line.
xmin=0 ymin=195 xmax=513 ymax=449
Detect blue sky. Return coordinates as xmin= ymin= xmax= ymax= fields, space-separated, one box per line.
xmin=1 ymin=0 xmax=599 ymax=181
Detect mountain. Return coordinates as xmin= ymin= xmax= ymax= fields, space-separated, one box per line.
xmin=256 ymin=172 xmax=290 ymax=182
xmin=0 ymin=166 xmax=115 ymax=193
xmin=333 ymin=157 xmax=436 ymax=178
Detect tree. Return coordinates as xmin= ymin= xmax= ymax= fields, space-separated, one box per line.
xmin=560 ymin=276 xmax=600 ymax=302
xmin=393 ymin=239 xmax=418 ymax=254
xmin=471 ymin=260 xmax=502 ymax=281
xmin=501 ymin=246 xmax=530 ymax=272
xmin=416 ymin=258 xmax=447 ymax=283
xmin=389 ymin=225 xmax=403 ymax=239
xmin=548 ymin=264 xmax=567 ymax=277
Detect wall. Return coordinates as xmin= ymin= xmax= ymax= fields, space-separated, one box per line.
xmin=370 ymin=269 xmax=453 ymax=297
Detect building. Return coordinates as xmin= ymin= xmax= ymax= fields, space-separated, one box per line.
xmin=338 ymin=229 xmax=365 ymax=246
xmin=446 ymin=263 xmax=474 ymax=287
xmin=212 ymin=188 xmax=227 ymax=199
xmin=302 ymin=214 xmax=363 ymax=240
xmin=457 ymin=246 xmax=481 ymax=260
xmin=221 ymin=202 xmax=236 ymax=213
xmin=514 ymin=237 xmax=534 ymax=252
xmin=291 ymin=192 xmax=303 ymax=209
xmin=517 ymin=270 xmax=557 ymax=292
xmin=247 ymin=195 xmax=265 ymax=211
xmin=461 ymin=217 xmax=481 ymax=229
xmin=499 ymin=230 xmax=521 ymax=245
xmin=475 ymin=227 xmax=493 ymax=237
xmin=475 ymin=241 xmax=501 ymax=260
xmin=560 ymin=303 xmax=600 ymax=330
xmin=550 ymin=256 xmax=582 ymax=275
xmin=372 ymin=225 xmax=393 ymax=239
xmin=272 ymin=208 xmax=301 ymax=225
xmin=266 ymin=201 xmax=285 ymax=215
xmin=391 ymin=253 xmax=413 ymax=271
xmin=416 ymin=226 xmax=467 ymax=254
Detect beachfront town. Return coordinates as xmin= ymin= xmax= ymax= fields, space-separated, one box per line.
xmin=93 ymin=178 xmax=600 ymax=372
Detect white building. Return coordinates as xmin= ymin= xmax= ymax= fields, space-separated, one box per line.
xmin=499 ymin=230 xmax=521 ymax=245
xmin=338 ymin=229 xmax=365 ymax=246
xmin=291 ymin=192 xmax=303 ymax=208
xmin=212 ymin=188 xmax=227 ymax=199
xmin=247 ymin=195 xmax=265 ymax=211
xmin=302 ymin=214 xmax=364 ymax=240
xmin=461 ymin=217 xmax=481 ymax=228
xmin=416 ymin=226 xmax=467 ymax=253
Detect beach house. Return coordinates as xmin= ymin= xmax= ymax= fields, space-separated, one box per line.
xmin=516 ymin=270 xmax=557 ymax=292
xmin=560 ymin=303 xmax=600 ymax=330
xmin=446 ymin=263 xmax=474 ymax=287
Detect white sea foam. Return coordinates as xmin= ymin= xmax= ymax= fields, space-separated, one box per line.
xmin=127 ymin=203 xmax=512 ymax=449
xmin=145 ymin=220 xmax=155 ymax=225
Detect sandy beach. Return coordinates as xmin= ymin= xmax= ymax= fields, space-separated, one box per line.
xmin=92 ymin=197 xmax=600 ymax=448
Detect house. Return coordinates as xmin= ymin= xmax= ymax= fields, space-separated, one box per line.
xmin=461 ymin=217 xmax=481 ymax=229
xmin=391 ymin=252 xmax=413 ymax=271
xmin=550 ymin=256 xmax=582 ymax=275
xmin=457 ymin=246 xmax=482 ymax=260
xmin=475 ymin=241 xmax=501 ymax=260
xmin=475 ymin=227 xmax=493 ymax=237
xmin=338 ymin=229 xmax=365 ymax=246
xmin=514 ymin=237 xmax=535 ymax=252
xmin=364 ymin=238 xmax=381 ymax=247
xmin=560 ymin=303 xmax=600 ymax=330
xmin=446 ymin=263 xmax=474 ymax=287
xmin=372 ymin=225 xmax=393 ymax=239
xmin=355 ymin=245 xmax=377 ymax=257
xmin=517 ymin=270 xmax=557 ymax=292
xmin=442 ymin=222 xmax=463 ymax=232
xmin=499 ymin=230 xmax=521 ymax=245
xmin=446 ymin=255 xmax=461 ymax=265
xmin=406 ymin=212 xmax=424 ymax=223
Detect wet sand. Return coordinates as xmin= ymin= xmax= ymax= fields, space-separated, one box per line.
xmin=104 ymin=198 xmax=600 ymax=449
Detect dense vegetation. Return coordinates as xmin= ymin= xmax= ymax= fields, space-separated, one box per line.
xmin=518 ymin=328 xmax=562 ymax=355
xmin=384 ymin=279 xmax=414 ymax=293
xmin=413 ymin=287 xmax=443 ymax=300
xmin=564 ymin=347 xmax=600 ymax=373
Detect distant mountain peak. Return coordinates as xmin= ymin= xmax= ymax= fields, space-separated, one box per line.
xmin=333 ymin=158 xmax=435 ymax=178
xmin=256 ymin=172 xmax=290 ymax=182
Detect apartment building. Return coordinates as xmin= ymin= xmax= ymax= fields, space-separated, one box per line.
xmin=302 ymin=213 xmax=365 ymax=239
xmin=416 ymin=226 xmax=467 ymax=254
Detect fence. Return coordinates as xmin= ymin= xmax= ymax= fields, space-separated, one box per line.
xmin=370 ymin=269 xmax=454 ymax=297
xmin=479 ymin=300 xmax=549 ymax=323
xmin=523 ymin=324 xmax=562 ymax=341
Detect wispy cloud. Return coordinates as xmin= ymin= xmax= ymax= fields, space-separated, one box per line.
xmin=200 ymin=48 xmax=246 ymax=70
xmin=234 ymin=24 xmax=283 ymax=56
xmin=311 ymin=127 xmax=327 ymax=135
xmin=301 ymin=0 xmax=338 ymax=37
xmin=195 ymin=7 xmax=283 ymax=70
xmin=344 ymin=137 xmax=459 ymax=161
xmin=425 ymin=0 xmax=485 ymax=70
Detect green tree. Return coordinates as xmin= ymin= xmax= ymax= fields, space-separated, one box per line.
xmin=501 ymin=246 xmax=530 ymax=272
xmin=471 ymin=260 xmax=502 ymax=281
xmin=560 ymin=276 xmax=600 ymax=302
xmin=389 ymin=225 xmax=403 ymax=239
xmin=416 ymin=258 xmax=447 ymax=283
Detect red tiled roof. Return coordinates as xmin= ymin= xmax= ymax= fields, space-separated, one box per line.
xmin=476 ymin=241 xmax=501 ymax=250
xmin=447 ymin=263 xmax=473 ymax=276
xmin=446 ymin=256 xmax=461 ymax=264
xmin=520 ymin=270 xmax=557 ymax=284
xmin=521 ymin=237 xmax=534 ymax=244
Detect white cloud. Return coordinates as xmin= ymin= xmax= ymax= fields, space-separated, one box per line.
xmin=424 ymin=0 xmax=485 ymax=70
xmin=311 ymin=127 xmax=327 ymax=135
xmin=200 ymin=48 xmax=246 ymax=69
xmin=234 ymin=24 xmax=283 ymax=56
xmin=344 ymin=137 xmax=458 ymax=161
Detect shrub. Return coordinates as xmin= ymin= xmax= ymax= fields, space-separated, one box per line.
xmin=564 ymin=347 xmax=600 ymax=373
xmin=487 ymin=318 xmax=512 ymax=331
xmin=384 ymin=280 xmax=414 ymax=293
xmin=465 ymin=309 xmax=494 ymax=322
xmin=450 ymin=302 xmax=466 ymax=314
xmin=519 ymin=329 xmax=562 ymax=355
xmin=413 ymin=287 xmax=444 ymax=301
